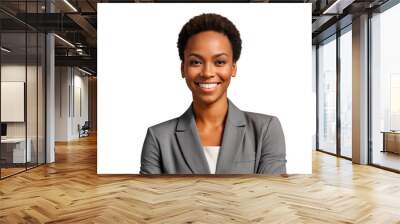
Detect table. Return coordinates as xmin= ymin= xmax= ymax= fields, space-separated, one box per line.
xmin=1 ymin=138 xmax=32 ymax=163
xmin=381 ymin=131 xmax=400 ymax=154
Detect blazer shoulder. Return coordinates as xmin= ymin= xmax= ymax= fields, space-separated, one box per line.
xmin=243 ymin=111 xmax=279 ymax=128
xmin=147 ymin=117 xmax=179 ymax=136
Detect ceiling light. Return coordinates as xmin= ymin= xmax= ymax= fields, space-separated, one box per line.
xmin=323 ymin=0 xmax=355 ymax=15
xmin=63 ymin=0 xmax=78 ymax=12
xmin=78 ymin=67 xmax=93 ymax=76
xmin=54 ymin=34 xmax=75 ymax=48
xmin=1 ymin=47 xmax=11 ymax=53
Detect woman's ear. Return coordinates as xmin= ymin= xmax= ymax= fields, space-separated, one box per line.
xmin=231 ymin=62 xmax=237 ymax=77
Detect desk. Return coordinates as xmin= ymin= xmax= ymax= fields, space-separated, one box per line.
xmin=1 ymin=138 xmax=31 ymax=163
xmin=381 ymin=131 xmax=400 ymax=154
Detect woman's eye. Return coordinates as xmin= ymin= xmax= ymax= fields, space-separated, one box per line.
xmin=215 ymin=60 xmax=226 ymax=66
xmin=189 ymin=60 xmax=202 ymax=65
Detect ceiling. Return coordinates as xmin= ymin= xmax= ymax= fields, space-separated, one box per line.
xmin=0 ymin=0 xmax=392 ymax=75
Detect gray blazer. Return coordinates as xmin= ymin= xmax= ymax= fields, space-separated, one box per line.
xmin=140 ymin=99 xmax=286 ymax=174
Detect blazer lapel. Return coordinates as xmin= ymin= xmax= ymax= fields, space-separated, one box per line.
xmin=175 ymin=105 xmax=210 ymax=174
xmin=215 ymin=100 xmax=246 ymax=174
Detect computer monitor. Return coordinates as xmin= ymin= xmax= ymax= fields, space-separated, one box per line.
xmin=1 ymin=123 xmax=7 ymax=137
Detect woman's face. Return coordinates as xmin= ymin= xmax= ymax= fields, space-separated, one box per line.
xmin=182 ymin=31 xmax=237 ymax=106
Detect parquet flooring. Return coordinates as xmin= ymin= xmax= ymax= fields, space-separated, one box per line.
xmin=1 ymin=163 xmax=43 ymax=178
xmin=373 ymin=151 xmax=400 ymax=171
xmin=1 ymin=134 xmax=400 ymax=223
xmin=0 ymin=167 xmax=25 ymax=178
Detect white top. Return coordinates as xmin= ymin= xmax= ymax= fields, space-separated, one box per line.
xmin=203 ymin=146 xmax=220 ymax=174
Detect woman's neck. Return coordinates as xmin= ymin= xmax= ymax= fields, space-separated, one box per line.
xmin=192 ymin=97 xmax=228 ymax=128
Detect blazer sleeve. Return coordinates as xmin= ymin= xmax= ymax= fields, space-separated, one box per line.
xmin=257 ymin=116 xmax=287 ymax=174
xmin=140 ymin=128 xmax=162 ymax=174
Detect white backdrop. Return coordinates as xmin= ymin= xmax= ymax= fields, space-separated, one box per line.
xmin=98 ymin=3 xmax=312 ymax=174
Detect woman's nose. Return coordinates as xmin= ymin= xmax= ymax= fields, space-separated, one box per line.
xmin=200 ymin=62 xmax=215 ymax=78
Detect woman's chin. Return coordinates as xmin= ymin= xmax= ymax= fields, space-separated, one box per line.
xmin=193 ymin=94 xmax=225 ymax=105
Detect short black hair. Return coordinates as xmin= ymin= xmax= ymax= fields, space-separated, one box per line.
xmin=177 ymin=13 xmax=242 ymax=62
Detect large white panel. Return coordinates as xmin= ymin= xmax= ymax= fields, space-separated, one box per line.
xmin=1 ymin=82 xmax=25 ymax=122
xmin=98 ymin=3 xmax=312 ymax=174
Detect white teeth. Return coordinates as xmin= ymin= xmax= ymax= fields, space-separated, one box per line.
xmin=198 ymin=83 xmax=218 ymax=89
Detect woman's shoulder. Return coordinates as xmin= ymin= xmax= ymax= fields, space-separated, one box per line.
xmin=242 ymin=111 xmax=281 ymax=128
xmin=147 ymin=117 xmax=180 ymax=135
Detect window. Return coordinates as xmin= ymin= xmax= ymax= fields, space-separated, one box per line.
xmin=318 ymin=36 xmax=337 ymax=154
xmin=339 ymin=28 xmax=352 ymax=158
xmin=371 ymin=2 xmax=400 ymax=171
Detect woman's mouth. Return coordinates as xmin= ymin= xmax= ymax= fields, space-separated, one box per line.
xmin=195 ymin=82 xmax=221 ymax=93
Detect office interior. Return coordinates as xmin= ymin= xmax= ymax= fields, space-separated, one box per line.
xmin=0 ymin=0 xmax=399 ymax=222
xmin=0 ymin=0 xmax=97 ymax=179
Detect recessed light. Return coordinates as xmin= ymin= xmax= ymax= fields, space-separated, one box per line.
xmin=1 ymin=47 xmax=11 ymax=53
xmin=63 ymin=0 xmax=78 ymax=12
xmin=78 ymin=67 xmax=93 ymax=76
xmin=54 ymin=34 xmax=75 ymax=48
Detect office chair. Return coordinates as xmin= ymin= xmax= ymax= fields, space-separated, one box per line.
xmin=79 ymin=121 xmax=90 ymax=138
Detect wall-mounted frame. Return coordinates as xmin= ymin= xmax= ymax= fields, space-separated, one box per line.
xmin=1 ymin=81 xmax=25 ymax=122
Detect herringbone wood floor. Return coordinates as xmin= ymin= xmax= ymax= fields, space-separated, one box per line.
xmin=1 ymin=134 xmax=400 ymax=223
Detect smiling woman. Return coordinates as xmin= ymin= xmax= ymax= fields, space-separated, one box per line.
xmin=140 ymin=13 xmax=286 ymax=175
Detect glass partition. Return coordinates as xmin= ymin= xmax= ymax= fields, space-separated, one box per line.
xmin=38 ymin=32 xmax=45 ymax=165
xmin=27 ymin=31 xmax=38 ymax=169
xmin=0 ymin=1 xmax=46 ymax=179
xmin=318 ymin=35 xmax=337 ymax=155
xmin=26 ymin=0 xmax=45 ymax=169
xmin=1 ymin=31 xmax=28 ymax=177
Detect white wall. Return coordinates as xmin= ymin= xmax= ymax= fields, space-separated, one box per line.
xmin=73 ymin=72 xmax=89 ymax=137
xmin=55 ymin=66 xmax=70 ymax=141
xmin=55 ymin=67 xmax=89 ymax=141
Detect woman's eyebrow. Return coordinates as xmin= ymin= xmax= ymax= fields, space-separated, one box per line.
xmin=188 ymin=53 xmax=203 ymax=58
xmin=188 ymin=53 xmax=228 ymax=58
xmin=213 ymin=53 xmax=228 ymax=57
